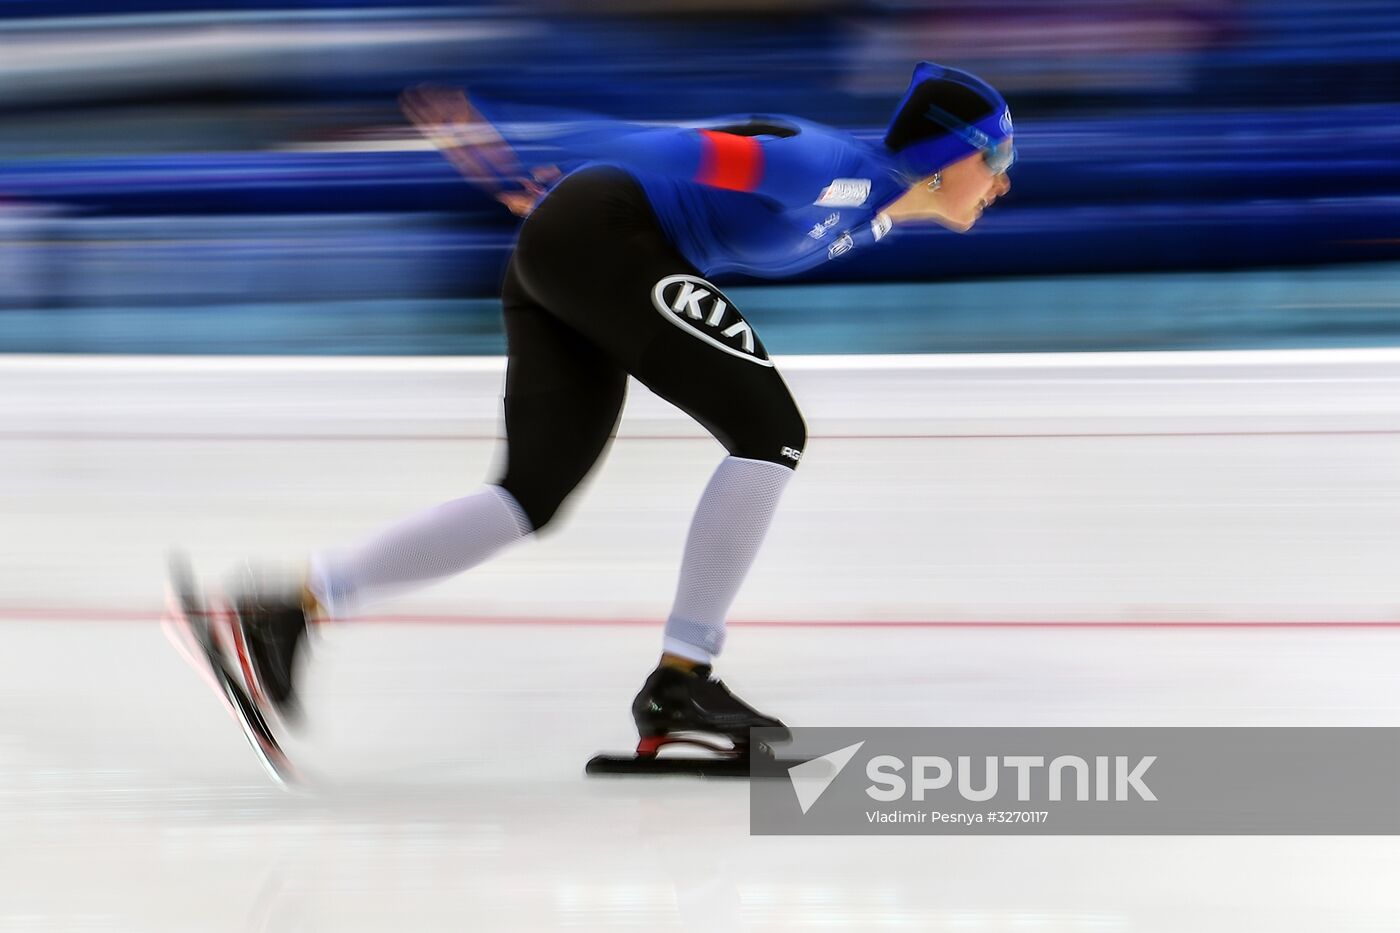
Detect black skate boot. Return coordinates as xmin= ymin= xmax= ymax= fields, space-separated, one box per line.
xmin=630 ymin=664 xmax=789 ymax=758
xmin=229 ymin=576 xmax=311 ymax=722
xmin=166 ymin=554 xmax=297 ymax=785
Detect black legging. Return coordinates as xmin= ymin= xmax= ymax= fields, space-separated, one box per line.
xmin=496 ymin=165 xmax=807 ymax=531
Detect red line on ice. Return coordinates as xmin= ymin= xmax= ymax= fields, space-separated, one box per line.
xmin=2 ymin=606 xmax=1399 ymax=629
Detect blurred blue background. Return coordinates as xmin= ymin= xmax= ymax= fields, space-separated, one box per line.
xmin=0 ymin=0 xmax=1396 ymax=354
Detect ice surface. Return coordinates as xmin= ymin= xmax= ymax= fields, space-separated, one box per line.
xmin=1 ymin=351 xmax=1399 ymax=931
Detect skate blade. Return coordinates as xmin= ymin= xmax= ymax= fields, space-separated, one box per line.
xmin=166 ymin=553 xmax=298 ymax=789
xmin=585 ymin=749 xmax=811 ymax=779
xmin=585 ymin=753 xmax=757 ymax=778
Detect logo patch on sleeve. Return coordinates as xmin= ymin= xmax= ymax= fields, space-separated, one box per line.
xmin=871 ymin=212 xmax=892 ymax=242
xmin=814 ymin=178 xmax=871 ymax=208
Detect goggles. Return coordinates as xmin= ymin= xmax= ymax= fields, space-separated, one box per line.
xmin=983 ymin=139 xmax=1016 ymax=176
xmin=923 ymin=103 xmax=1016 ymax=175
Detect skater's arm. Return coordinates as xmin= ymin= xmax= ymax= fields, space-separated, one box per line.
xmin=504 ymin=118 xmax=847 ymax=208
xmin=400 ymin=85 xmax=559 ymax=216
xmin=402 ymin=86 xmax=847 ymax=210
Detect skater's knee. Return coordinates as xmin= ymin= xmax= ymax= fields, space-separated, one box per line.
xmin=496 ymin=476 xmax=567 ymax=531
xmin=723 ymin=402 xmax=807 ymax=469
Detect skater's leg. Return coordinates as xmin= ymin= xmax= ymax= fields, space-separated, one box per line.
xmin=622 ymin=357 xmax=802 ymax=745
xmin=514 ymin=166 xmax=806 ymax=667
xmin=239 ymin=261 xmax=623 ymax=718
xmin=494 ymin=266 xmax=628 ymax=531
xmin=660 ymin=456 xmax=795 ymax=663
xmin=309 ymin=261 xmax=626 ymax=615
xmin=599 ymin=247 xmax=805 ymax=665
xmin=308 ymin=486 xmax=532 ymax=615
xmin=643 ymin=359 xmax=804 ymax=664
xmin=507 ymin=165 xmax=799 ymax=754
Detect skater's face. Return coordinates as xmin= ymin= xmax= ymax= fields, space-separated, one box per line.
xmin=886 ymin=139 xmax=1013 ymax=233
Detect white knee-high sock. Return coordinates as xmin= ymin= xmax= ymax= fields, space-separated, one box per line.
xmin=662 ymin=456 xmax=794 ymax=664
xmin=308 ymin=485 xmax=531 ymax=615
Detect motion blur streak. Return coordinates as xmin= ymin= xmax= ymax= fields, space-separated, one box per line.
xmin=1 ymin=0 xmax=1398 ymax=318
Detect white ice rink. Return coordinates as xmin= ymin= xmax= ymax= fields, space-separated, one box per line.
xmin=3 ymin=349 xmax=1400 ymax=931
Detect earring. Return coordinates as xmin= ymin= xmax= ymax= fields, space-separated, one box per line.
xmin=927 ymin=173 xmax=942 ymax=192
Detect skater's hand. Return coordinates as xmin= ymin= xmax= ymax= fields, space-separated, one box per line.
xmin=495 ymin=165 xmax=561 ymax=217
xmin=400 ymin=85 xmax=557 ymax=217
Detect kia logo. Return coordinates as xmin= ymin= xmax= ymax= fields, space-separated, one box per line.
xmin=650 ymin=275 xmax=772 ymax=367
